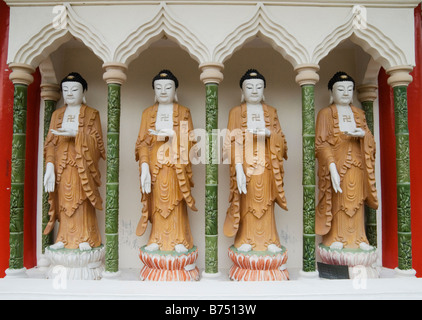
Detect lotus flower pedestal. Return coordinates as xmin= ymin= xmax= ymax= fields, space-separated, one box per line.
xmin=317 ymin=244 xmax=380 ymax=279
xmin=227 ymin=246 xmax=289 ymax=281
xmin=139 ymin=246 xmax=200 ymax=281
xmin=44 ymin=245 xmax=105 ymax=280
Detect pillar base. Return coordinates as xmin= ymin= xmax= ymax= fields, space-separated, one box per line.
xmin=5 ymin=268 xmax=27 ymax=278
xmin=44 ymin=245 xmax=105 ymax=280
xmin=101 ymin=270 xmax=122 ymax=280
xmin=298 ymin=270 xmax=320 ymax=280
xmin=394 ymin=267 xmax=417 ymax=278
xmin=139 ymin=246 xmax=200 ymax=281
xmin=201 ymin=270 xmax=225 ymax=281
xmin=37 ymin=254 xmax=51 ymax=273
xmin=228 ymin=246 xmax=289 ymax=281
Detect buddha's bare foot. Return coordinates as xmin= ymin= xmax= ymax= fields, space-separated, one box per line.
xmin=330 ymin=241 xmax=344 ymax=250
xmin=145 ymin=243 xmax=160 ymax=252
xmin=175 ymin=244 xmax=189 ymax=253
xmin=359 ymin=242 xmax=374 ymax=251
xmin=267 ymin=244 xmax=282 ymax=253
xmin=50 ymin=241 xmax=65 ymax=250
xmin=237 ymin=244 xmax=252 ymax=252
xmin=79 ymin=242 xmax=92 ymax=251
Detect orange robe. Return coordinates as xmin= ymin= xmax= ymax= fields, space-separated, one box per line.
xmin=135 ymin=103 xmax=197 ymax=251
xmin=43 ymin=105 xmax=105 ymax=249
xmin=315 ymin=104 xmax=378 ymax=249
xmin=224 ymin=103 xmax=288 ymax=251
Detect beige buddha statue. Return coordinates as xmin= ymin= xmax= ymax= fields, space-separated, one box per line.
xmin=223 ymin=69 xmax=288 ymax=253
xmin=43 ymin=72 xmax=105 ymax=251
xmin=135 ymin=70 xmax=197 ymax=253
xmin=315 ymin=71 xmax=378 ymax=251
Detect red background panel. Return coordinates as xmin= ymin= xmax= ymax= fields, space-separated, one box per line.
xmin=407 ymin=4 xmax=422 ymax=278
xmin=379 ymin=4 xmax=422 ymax=277
xmin=0 ymin=0 xmax=14 ymax=278
xmin=0 ymin=0 xmax=40 ymax=276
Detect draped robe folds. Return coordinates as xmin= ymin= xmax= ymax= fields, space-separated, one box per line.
xmin=223 ymin=103 xmax=288 ymax=251
xmin=43 ymin=105 xmax=105 ymax=249
xmin=135 ymin=103 xmax=197 ymax=251
xmin=315 ymin=104 xmax=378 ymax=249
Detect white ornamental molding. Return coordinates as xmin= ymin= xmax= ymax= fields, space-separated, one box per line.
xmin=11 ymin=3 xmax=112 ymax=68
xmin=212 ymin=3 xmax=309 ymax=68
xmin=361 ymin=57 xmax=382 ymax=85
xmin=113 ymin=2 xmax=210 ymax=66
xmin=312 ymin=5 xmax=410 ymax=69
xmin=38 ymin=56 xmax=59 ymax=85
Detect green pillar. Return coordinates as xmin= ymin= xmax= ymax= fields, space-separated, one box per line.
xmin=9 ymin=84 xmax=28 ymax=271
xmin=387 ymin=66 xmax=414 ymax=275
xmin=103 ymin=63 xmax=127 ymax=277
xmin=295 ymin=64 xmax=319 ymax=277
xmin=205 ymin=83 xmax=219 ymax=274
xmin=7 ymin=63 xmax=35 ymax=276
xmin=40 ymin=84 xmax=60 ymax=253
xmin=301 ymin=84 xmax=317 ymax=273
xmin=362 ymin=100 xmax=378 ymax=247
xmin=393 ymin=86 xmax=412 ymax=271
xmin=105 ymin=82 xmax=121 ymax=274
xmin=358 ymin=84 xmax=378 ymax=248
xmin=200 ymin=63 xmax=224 ymax=276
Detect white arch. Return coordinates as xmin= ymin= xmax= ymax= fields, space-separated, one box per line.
xmin=38 ymin=57 xmax=59 ymax=85
xmin=114 ymin=3 xmax=210 ymax=66
xmin=361 ymin=57 xmax=382 ymax=85
xmin=212 ymin=3 xmax=309 ymax=68
xmin=312 ymin=6 xmax=409 ymax=69
xmin=12 ymin=3 xmax=112 ymax=68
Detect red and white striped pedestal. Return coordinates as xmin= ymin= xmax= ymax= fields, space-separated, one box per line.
xmin=228 ymin=246 xmax=289 ymax=281
xmin=139 ymin=246 xmax=200 ymax=281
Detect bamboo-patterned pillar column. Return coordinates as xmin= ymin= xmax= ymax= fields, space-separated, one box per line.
xmin=102 ymin=62 xmax=127 ymax=279
xmin=5 ymin=63 xmax=35 ymax=278
xmin=357 ymin=84 xmax=378 ymax=248
xmin=40 ymin=83 xmax=61 ymax=253
xmin=294 ymin=64 xmax=320 ymax=279
xmin=386 ymin=66 xmax=416 ymax=277
xmin=199 ymin=63 xmax=224 ymax=277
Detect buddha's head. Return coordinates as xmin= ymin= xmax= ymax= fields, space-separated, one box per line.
xmin=152 ymin=69 xmax=178 ymax=104
xmin=60 ymin=72 xmax=87 ymax=107
xmin=328 ymin=71 xmax=355 ymax=106
xmin=240 ymin=69 xmax=266 ymax=104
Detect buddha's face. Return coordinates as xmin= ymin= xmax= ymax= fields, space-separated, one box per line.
xmin=154 ymin=79 xmax=176 ymax=104
xmin=62 ymin=81 xmax=84 ymax=107
xmin=332 ymin=81 xmax=354 ymax=106
xmin=242 ymin=79 xmax=265 ymax=104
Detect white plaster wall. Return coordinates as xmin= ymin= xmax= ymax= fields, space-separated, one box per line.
xmin=7 ymin=3 xmax=416 ymax=69
xmin=7 ymin=6 xmax=55 ymax=62
xmin=72 ymin=5 xmax=161 ymax=54
xmin=367 ymin=7 xmax=416 ymax=66
xmin=37 ymin=35 xmax=378 ymax=273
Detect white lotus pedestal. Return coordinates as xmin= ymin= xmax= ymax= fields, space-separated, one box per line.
xmin=317 ymin=244 xmax=379 ymax=279
xmin=44 ymin=245 xmax=105 ymax=280
xmin=139 ymin=246 xmax=200 ymax=281
xmin=228 ymin=246 xmax=289 ymax=281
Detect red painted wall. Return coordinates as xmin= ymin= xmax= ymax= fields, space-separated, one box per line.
xmin=0 ymin=0 xmax=40 ymax=277
xmin=379 ymin=4 xmax=422 ymax=277
xmin=379 ymin=68 xmax=398 ymax=270
xmin=407 ymin=4 xmax=422 ymax=278
xmin=24 ymin=68 xmax=41 ymax=271
xmin=0 ymin=0 xmax=14 ymax=278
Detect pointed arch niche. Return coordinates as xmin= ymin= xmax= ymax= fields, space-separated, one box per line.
xmin=315 ymin=38 xmax=383 ymax=264
xmin=35 ymin=38 xmax=108 ymax=259
xmin=218 ymin=37 xmax=304 ymax=271
xmin=117 ymin=37 xmax=206 ymax=270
